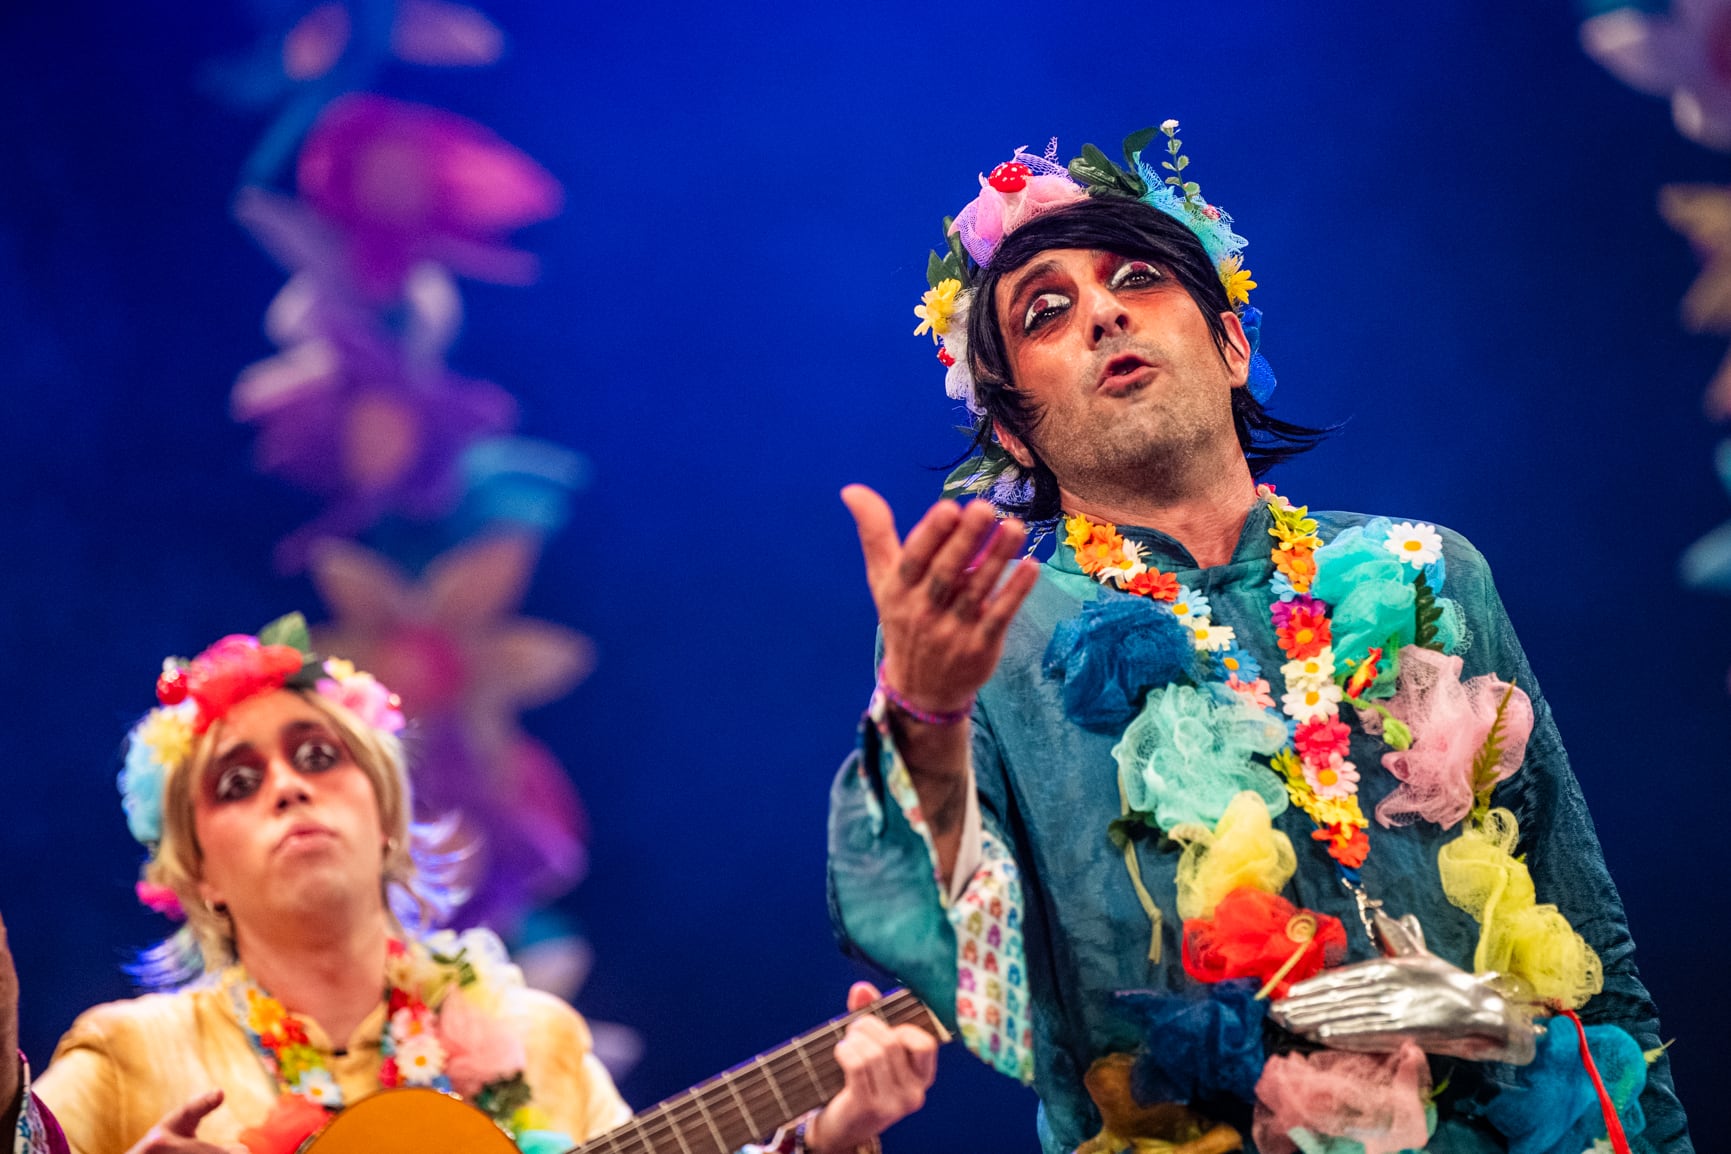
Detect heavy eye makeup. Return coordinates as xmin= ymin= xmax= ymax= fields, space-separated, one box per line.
xmin=208 ymin=724 xmax=345 ymax=802
xmin=1107 ymin=259 xmax=1163 ymax=290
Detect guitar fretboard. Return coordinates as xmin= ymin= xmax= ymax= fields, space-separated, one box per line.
xmin=570 ymin=989 xmax=938 ymax=1154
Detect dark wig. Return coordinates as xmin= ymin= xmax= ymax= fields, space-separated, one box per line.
xmin=961 ymin=196 xmax=1331 ymax=522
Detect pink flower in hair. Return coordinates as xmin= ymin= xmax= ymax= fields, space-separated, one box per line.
xmin=135 ymin=881 xmax=185 ymax=920
xmin=316 ymin=659 xmax=407 ymax=733
xmin=437 ymin=987 xmax=526 ymax=1096
xmin=951 ymin=149 xmax=1087 ymax=267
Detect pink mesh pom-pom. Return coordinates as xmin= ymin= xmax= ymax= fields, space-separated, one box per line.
xmin=952 ymin=149 xmax=1086 ymax=267
xmin=1373 ymin=646 xmax=1534 ymax=831
xmin=1252 ymin=1041 xmax=1433 ymax=1154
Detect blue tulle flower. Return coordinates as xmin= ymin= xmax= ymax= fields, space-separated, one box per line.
xmin=1117 ymin=980 xmax=1267 ymax=1106
xmin=119 ymin=734 xmax=167 ymax=845
xmin=1115 ymin=683 xmax=1289 ymax=828
xmin=1483 ymin=1021 xmax=1647 ymax=1154
xmin=1270 ymin=571 xmax=1300 ymax=602
xmin=1043 ymin=594 xmax=1197 ymax=730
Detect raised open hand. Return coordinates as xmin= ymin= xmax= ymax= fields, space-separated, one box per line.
xmin=841 ymin=486 xmax=1040 ymax=716
xmin=1269 ymin=911 xmax=1539 ymax=1065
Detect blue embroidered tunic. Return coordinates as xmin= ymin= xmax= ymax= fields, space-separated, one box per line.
xmin=826 ymin=506 xmax=1690 ymax=1154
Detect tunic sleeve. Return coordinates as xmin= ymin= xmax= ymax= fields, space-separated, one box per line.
xmin=826 ymin=693 xmax=1033 ymax=1083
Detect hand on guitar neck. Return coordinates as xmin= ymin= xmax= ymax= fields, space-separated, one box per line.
xmin=802 ymin=983 xmax=938 ymax=1153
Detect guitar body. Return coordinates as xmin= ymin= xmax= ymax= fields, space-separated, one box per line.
xmin=297 ymin=990 xmax=944 ymax=1154
xmin=305 ymin=1089 xmax=519 ymax=1154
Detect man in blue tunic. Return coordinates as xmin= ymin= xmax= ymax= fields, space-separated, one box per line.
xmin=827 ymin=125 xmax=1690 ymax=1154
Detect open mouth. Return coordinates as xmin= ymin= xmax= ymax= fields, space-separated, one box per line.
xmin=1099 ymin=354 xmax=1155 ymax=390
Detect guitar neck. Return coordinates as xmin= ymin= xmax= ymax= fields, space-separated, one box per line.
xmin=570 ymin=989 xmax=943 ymax=1154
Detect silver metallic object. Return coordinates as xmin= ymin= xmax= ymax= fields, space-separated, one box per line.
xmin=1269 ymin=910 xmax=1541 ymax=1065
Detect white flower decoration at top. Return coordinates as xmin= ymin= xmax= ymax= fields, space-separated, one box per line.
xmin=1583 ymin=0 xmax=1731 ymax=151
xmin=1281 ymin=681 xmax=1344 ymax=724
xmin=1383 ymin=522 xmax=1444 ymax=568
xmin=1280 ymin=649 xmax=1337 ymax=691
xmin=395 ymin=1031 xmax=448 ymax=1086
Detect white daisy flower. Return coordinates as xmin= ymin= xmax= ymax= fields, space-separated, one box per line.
xmin=298 ymin=1067 xmax=341 ymax=1107
xmin=1279 ymin=648 xmax=1337 ymax=690
xmin=1281 ymin=681 xmax=1343 ymax=723
xmin=395 ymin=1032 xmax=448 ymax=1087
xmin=1191 ymin=623 xmax=1236 ymax=652
xmin=1383 ymin=522 xmax=1444 ymax=568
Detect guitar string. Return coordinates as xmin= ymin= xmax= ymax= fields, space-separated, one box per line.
xmin=584 ymin=1000 xmax=926 ymax=1154
xmin=575 ymin=995 xmax=933 ymax=1154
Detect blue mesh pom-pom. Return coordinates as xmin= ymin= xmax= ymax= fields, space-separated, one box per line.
xmin=1117 ymin=980 xmax=1267 ymax=1106
xmin=1042 ymin=593 xmax=1197 ymax=730
xmin=1482 ymin=1020 xmax=1647 ymax=1154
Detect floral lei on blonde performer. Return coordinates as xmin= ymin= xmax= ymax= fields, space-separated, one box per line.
xmin=229 ymin=930 xmax=564 ymax=1154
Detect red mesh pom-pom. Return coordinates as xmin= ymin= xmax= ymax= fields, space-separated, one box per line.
xmin=185 ymin=635 xmax=308 ymax=733
xmin=1182 ymin=887 xmax=1347 ymax=999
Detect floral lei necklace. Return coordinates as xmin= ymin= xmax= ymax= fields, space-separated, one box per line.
xmin=1064 ymin=485 xmax=1440 ymax=876
xmin=228 ymin=932 xmax=558 ymax=1154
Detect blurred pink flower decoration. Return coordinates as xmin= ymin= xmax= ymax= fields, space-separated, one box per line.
xmin=1583 ymin=0 xmax=1731 ymax=150
xmin=1370 ymin=647 xmax=1533 ymax=832
xmin=437 ymin=987 xmax=528 ymax=1096
xmin=297 ymin=93 xmax=563 ymax=300
xmin=283 ymin=1 xmax=502 ymax=81
xmin=309 ymin=534 xmax=592 ymax=927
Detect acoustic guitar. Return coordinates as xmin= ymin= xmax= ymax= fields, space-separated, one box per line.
xmin=303 ymin=988 xmax=947 ymax=1153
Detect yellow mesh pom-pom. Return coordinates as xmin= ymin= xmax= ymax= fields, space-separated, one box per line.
xmin=1438 ymin=808 xmax=1603 ymax=1009
xmin=1174 ymin=791 xmax=1297 ymax=921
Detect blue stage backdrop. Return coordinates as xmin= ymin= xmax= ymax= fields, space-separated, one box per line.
xmin=1 ymin=1 xmax=1726 ymax=1150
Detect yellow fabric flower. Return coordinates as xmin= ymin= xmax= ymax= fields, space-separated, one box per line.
xmin=510 ymin=1106 xmax=553 ymax=1136
xmin=1219 ymin=255 xmax=1256 ymax=307
xmin=1064 ymin=514 xmax=1094 ymax=551
xmin=138 ymin=707 xmax=194 ymax=769
xmin=914 ymin=278 xmax=962 ymax=343
xmin=245 ymin=989 xmax=287 ymax=1037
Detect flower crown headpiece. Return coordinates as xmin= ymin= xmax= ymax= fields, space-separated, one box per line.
xmin=121 ymin=612 xmax=405 ymax=917
xmin=913 ymin=122 xmax=1276 ymax=507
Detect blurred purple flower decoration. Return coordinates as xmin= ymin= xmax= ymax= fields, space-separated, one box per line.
xmin=1583 ymin=0 xmax=1731 ymax=150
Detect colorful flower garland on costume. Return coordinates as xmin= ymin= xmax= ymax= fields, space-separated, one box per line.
xmin=1063 ymin=488 xmax=1374 ymax=872
xmin=231 ymin=930 xmax=563 ymax=1154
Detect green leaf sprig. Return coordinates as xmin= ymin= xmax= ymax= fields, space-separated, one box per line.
xmin=1467 ymin=679 xmax=1518 ymax=826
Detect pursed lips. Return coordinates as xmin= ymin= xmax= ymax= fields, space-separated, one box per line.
xmin=276 ymin=821 xmax=337 ymax=852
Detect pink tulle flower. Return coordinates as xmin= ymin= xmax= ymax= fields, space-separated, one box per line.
xmin=134 ymin=881 xmax=185 ymax=920
xmin=437 ymin=987 xmax=526 ymax=1096
xmin=1252 ymin=1041 xmax=1432 ymax=1154
xmin=950 ymin=150 xmax=1087 ymax=267
xmin=1372 ymin=647 xmax=1534 ymax=831
xmin=298 ymin=93 xmax=563 ymax=300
